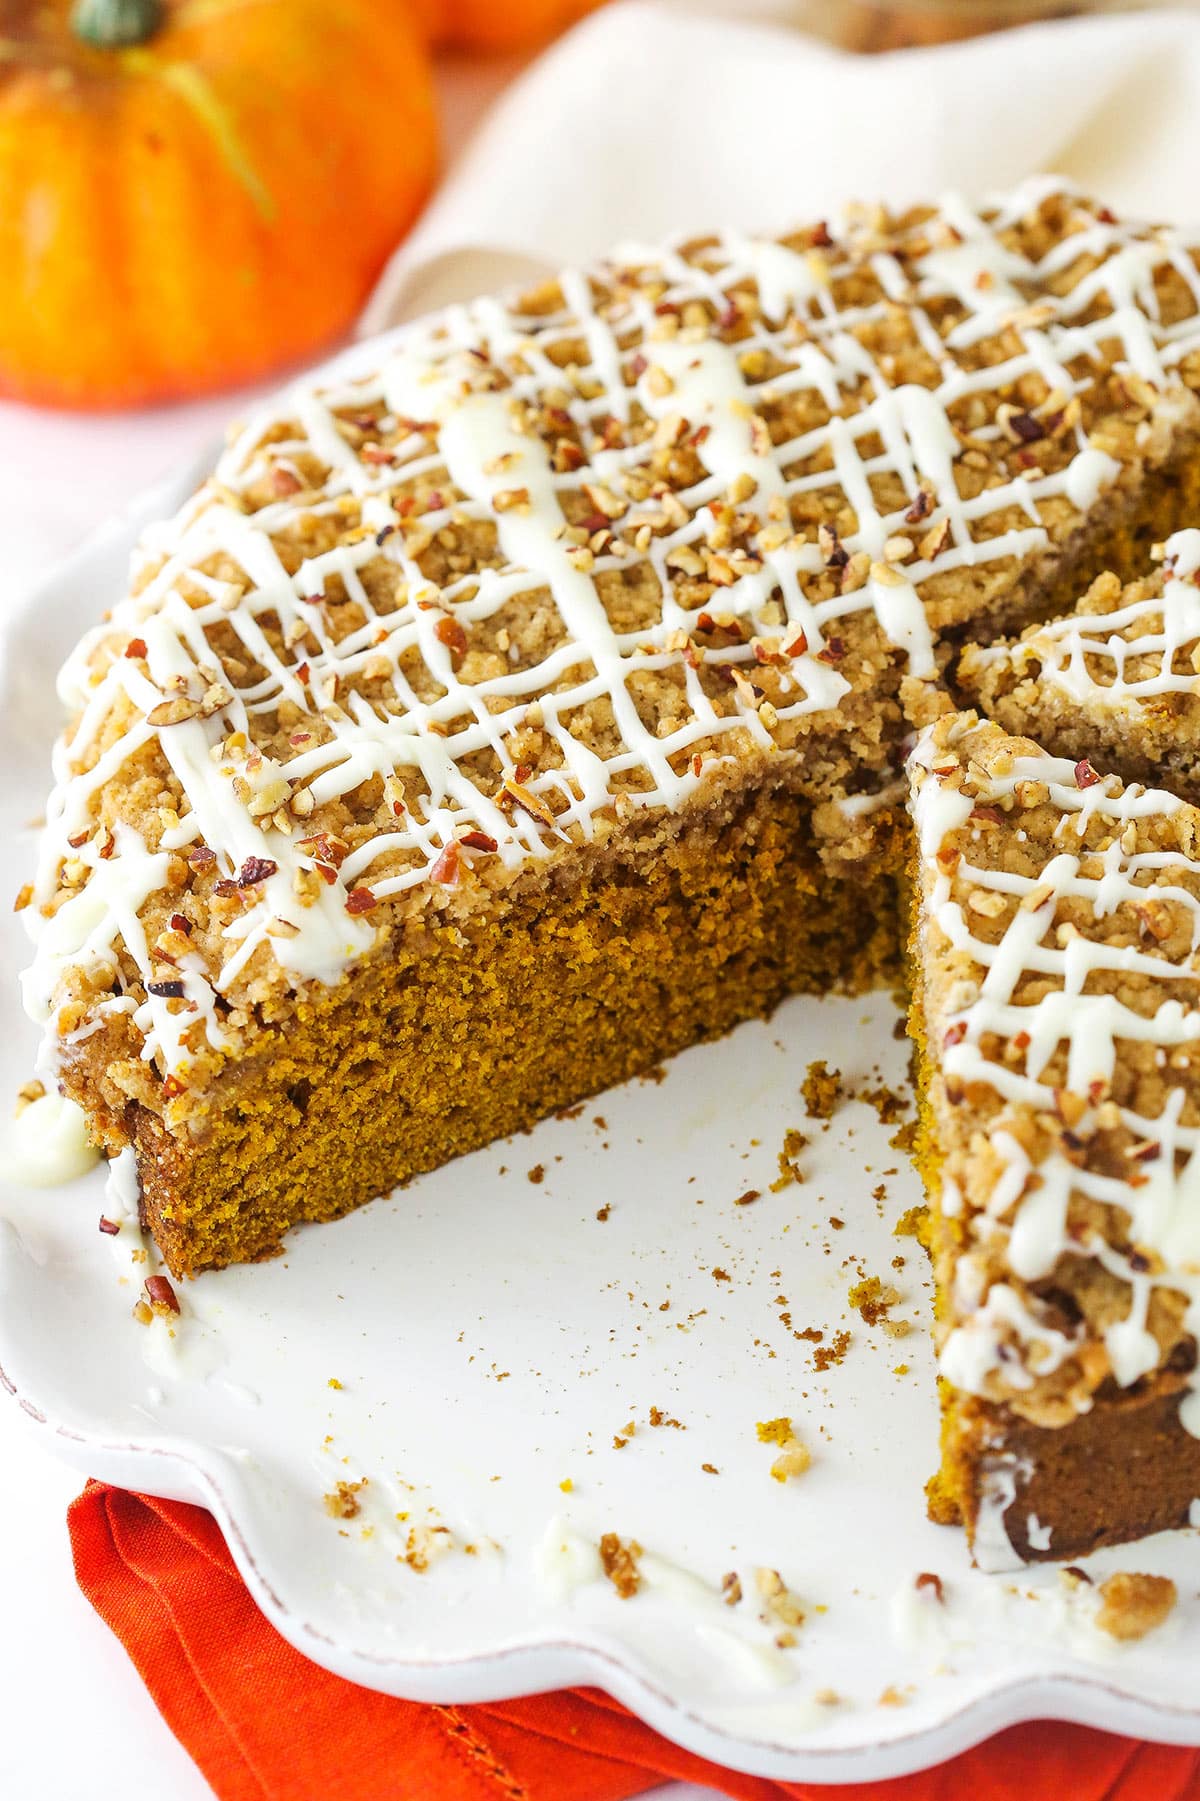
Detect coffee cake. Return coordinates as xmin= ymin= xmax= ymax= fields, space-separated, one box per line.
xmin=21 ymin=177 xmax=1200 ymax=1309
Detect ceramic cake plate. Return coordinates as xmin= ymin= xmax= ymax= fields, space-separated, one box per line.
xmin=4 ymin=423 xmax=1200 ymax=1786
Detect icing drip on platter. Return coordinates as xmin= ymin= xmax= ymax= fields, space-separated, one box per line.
xmin=2 ymin=1092 xmax=100 ymax=1187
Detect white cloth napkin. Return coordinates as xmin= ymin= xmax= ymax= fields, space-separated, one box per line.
xmin=361 ymin=1 xmax=1200 ymax=327
xmin=9 ymin=1 xmax=1200 ymax=596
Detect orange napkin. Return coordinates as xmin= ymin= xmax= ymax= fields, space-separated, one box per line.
xmin=69 ymin=1482 xmax=1200 ymax=1801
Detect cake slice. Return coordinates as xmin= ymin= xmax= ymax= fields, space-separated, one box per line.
xmin=909 ymin=711 xmax=1200 ymax=1566
xmin=21 ymin=180 xmax=1200 ymax=1277
xmin=959 ymin=527 xmax=1200 ymax=800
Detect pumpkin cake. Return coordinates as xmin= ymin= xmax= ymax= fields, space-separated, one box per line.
xmin=959 ymin=526 xmax=1200 ymax=800
xmin=19 ymin=177 xmax=1200 ymax=1319
xmin=909 ymin=711 xmax=1200 ymax=1565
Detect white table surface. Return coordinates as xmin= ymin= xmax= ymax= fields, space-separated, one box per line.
xmin=0 ymin=47 xmax=721 ymax=1801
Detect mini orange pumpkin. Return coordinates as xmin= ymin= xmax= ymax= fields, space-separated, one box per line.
xmin=415 ymin=0 xmax=606 ymax=53
xmin=0 ymin=0 xmax=438 ymax=410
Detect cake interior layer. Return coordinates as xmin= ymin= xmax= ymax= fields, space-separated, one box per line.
xmin=940 ymin=1373 xmax=1200 ymax=1566
xmin=126 ymin=780 xmax=903 ymax=1277
xmin=904 ymin=869 xmax=965 ymax=1532
xmin=959 ymin=698 xmax=1200 ymax=807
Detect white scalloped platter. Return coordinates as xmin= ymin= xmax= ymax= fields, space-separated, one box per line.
xmin=5 ymin=441 xmax=1200 ymax=1787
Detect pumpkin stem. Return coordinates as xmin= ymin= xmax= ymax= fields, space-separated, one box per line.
xmin=72 ymin=0 xmax=164 ymax=49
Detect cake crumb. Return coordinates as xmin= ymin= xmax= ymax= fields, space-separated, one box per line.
xmin=403 ymin=1522 xmax=454 ymax=1572
xmin=850 ymin=1081 xmax=907 ymax=1125
xmin=721 ymin=1571 xmax=743 ymax=1606
xmin=559 ymin=1477 xmax=574 ymax=1493
xmin=770 ymin=1440 xmax=811 ymax=1482
xmin=599 ymin=1532 xmax=643 ymax=1598
xmin=324 ymin=1478 xmax=367 ymax=1520
xmin=755 ymin=1566 xmax=805 ymax=1631
xmin=848 ymin=1275 xmax=901 ymax=1326
xmin=757 ymin=1416 xmax=811 ymax=1481
xmin=527 ymin=1163 xmax=545 ymax=1184
xmin=888 ymin=1119 xmax=918 ymax=1155
xmin=812 ymin=1329 xmax=852 ymax=1371
xmin=770 ymin=1127 xmax=809 ymax=1191
xmin=802 ymin=1060 xmax=842 ymax=1119
xmin=734 ymin=1188 xmax=761 ymax=1206
xmin=327 ymin=1376 xmax=344 ymax=1390
xmin=1095 ymin=1571 xmax=1176 ymax=1640
xmin=14 ymin=1078 xmax=45 ymax=1116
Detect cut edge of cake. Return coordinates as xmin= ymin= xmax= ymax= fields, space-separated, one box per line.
xmin=957 ymin=525 xmax=1200 ymax=803
xmin=908 ymin=709 xmax=1200 ymax=1566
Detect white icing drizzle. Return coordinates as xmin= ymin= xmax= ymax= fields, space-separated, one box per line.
xmin=911 ymin=723 xmax=1200 ymax=1434
xmin=970 ymin=1456 xmax=1030 ymax=1574
xmin=970 ymin=526 xmax=1200 ymax=715
xmin=22 ymin=180 xmax=1200 ymax=1084
xmin=835 ymin=774 xmax=908 ymax=820
xmin=1025 ymin=1511 xmax=1053 ymax=1552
